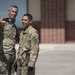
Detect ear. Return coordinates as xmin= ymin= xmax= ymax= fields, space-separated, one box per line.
xmin=30 ymin=20 xmax=32 ymax=24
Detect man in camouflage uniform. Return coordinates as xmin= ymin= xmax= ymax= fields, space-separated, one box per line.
xmin=17 ymin=14 xmax=39 ymax=75
xmin=0 ymin=5 xmax=19 ymax=75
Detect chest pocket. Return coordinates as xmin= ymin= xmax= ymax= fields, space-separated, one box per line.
xmin=3 ymin=24 xmax=16 ymax=39
xmin=4 ymin=24 xmax=12 ymax=37
xmin=22 ymin=33 xmax=31 ymax=49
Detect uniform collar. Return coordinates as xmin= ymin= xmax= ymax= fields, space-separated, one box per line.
xmin=23 ymin=26 xmax=32 ymax=34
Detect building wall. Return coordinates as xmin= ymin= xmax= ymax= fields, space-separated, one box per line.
xmin=27 ymin=0 xmax=75 ymax=43
xmin=40 ymin=0 xmax=65 ymax=43
xmin=66 ymin=0 xmax=75 ymax=21
xmin=66 ymin=0 xmax=75 ymax=43
xmin=28 ymin=0 xmax=66 ymax=43
xmin=66 ymin=22 xmax=75 ymax=43
xmin=28 ymin=0 xmax=41 ymax=21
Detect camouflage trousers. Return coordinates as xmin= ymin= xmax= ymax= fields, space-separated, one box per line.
xmin=0 ymin=53 xmax=16 ymax=75
xmin=17 ymin=52 xmax=35 ymax=75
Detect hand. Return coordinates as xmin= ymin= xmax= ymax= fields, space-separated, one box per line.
xmin=28 ymin=67 xmax=34 ymax=71
xmin=14 ymin=62 xmax=17 ymax=72
xmin=0 ymin=17 xmax=8 ymax=24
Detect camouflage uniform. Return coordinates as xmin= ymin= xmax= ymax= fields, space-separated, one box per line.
xmin=17 ymin=26 xmax=39 ymax=75
xmin=0 ymin=23 xmax=18 ymax=75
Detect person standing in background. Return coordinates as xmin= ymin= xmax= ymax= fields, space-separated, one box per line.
xmin=17 ymin=13 xmax=39 ymax=75
xmin=0 ymin=5 xmax=19 ymax=75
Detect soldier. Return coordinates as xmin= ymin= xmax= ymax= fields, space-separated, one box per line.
xmin=0 ymin=5 xmax=19 ymax=75
xmin=17 ymin=14 xmax=39 ymax=75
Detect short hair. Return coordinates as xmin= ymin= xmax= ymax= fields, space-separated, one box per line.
xmin=10 ymin=5 xmax=18 ymax=10
xmin=23 ymin=13 xmax=33 ymax=20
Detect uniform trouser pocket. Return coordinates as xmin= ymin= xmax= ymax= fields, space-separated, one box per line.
xmin=17 ymin=66 xmax=28 ymax=75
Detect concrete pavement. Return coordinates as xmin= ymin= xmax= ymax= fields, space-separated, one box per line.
xmin=35 ymin=44 xmax=75 ymax=75
xmin=15 ymin=44 xmax=75 ymax=75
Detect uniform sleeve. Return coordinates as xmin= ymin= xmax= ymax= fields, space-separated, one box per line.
xmin=0 ymin=23 xmax=3 ymax=45
xmin=13 ymin=24 xmax=19 ymax=43
xmin=28 ymin=31 xmax=39 ymax=67
xmin=15 ymin=29 xmax=19 ymax=43
xmin=17 ymin=32 xmax=23 ymax=58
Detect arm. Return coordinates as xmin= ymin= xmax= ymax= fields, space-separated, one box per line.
xmin=28 ymin=31 xmax=39 ymax=67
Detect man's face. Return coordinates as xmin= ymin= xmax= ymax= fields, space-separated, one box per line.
xmin=8 ymin=7 xmax=18 ymax=18
xmin=22 ymin=16 xmax=32 ymax=27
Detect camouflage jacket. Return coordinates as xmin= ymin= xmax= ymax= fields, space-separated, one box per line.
xmin=18 ymin=26 xmax=39 ymax=67
xmin=0 ymin=23 xmax=19 ymax=54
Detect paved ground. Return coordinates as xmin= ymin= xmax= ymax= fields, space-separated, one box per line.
xmin=15 ymin=44 xmax=75 ymax=75
xmin=35 ymin=44 xmax=75 ymax=75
